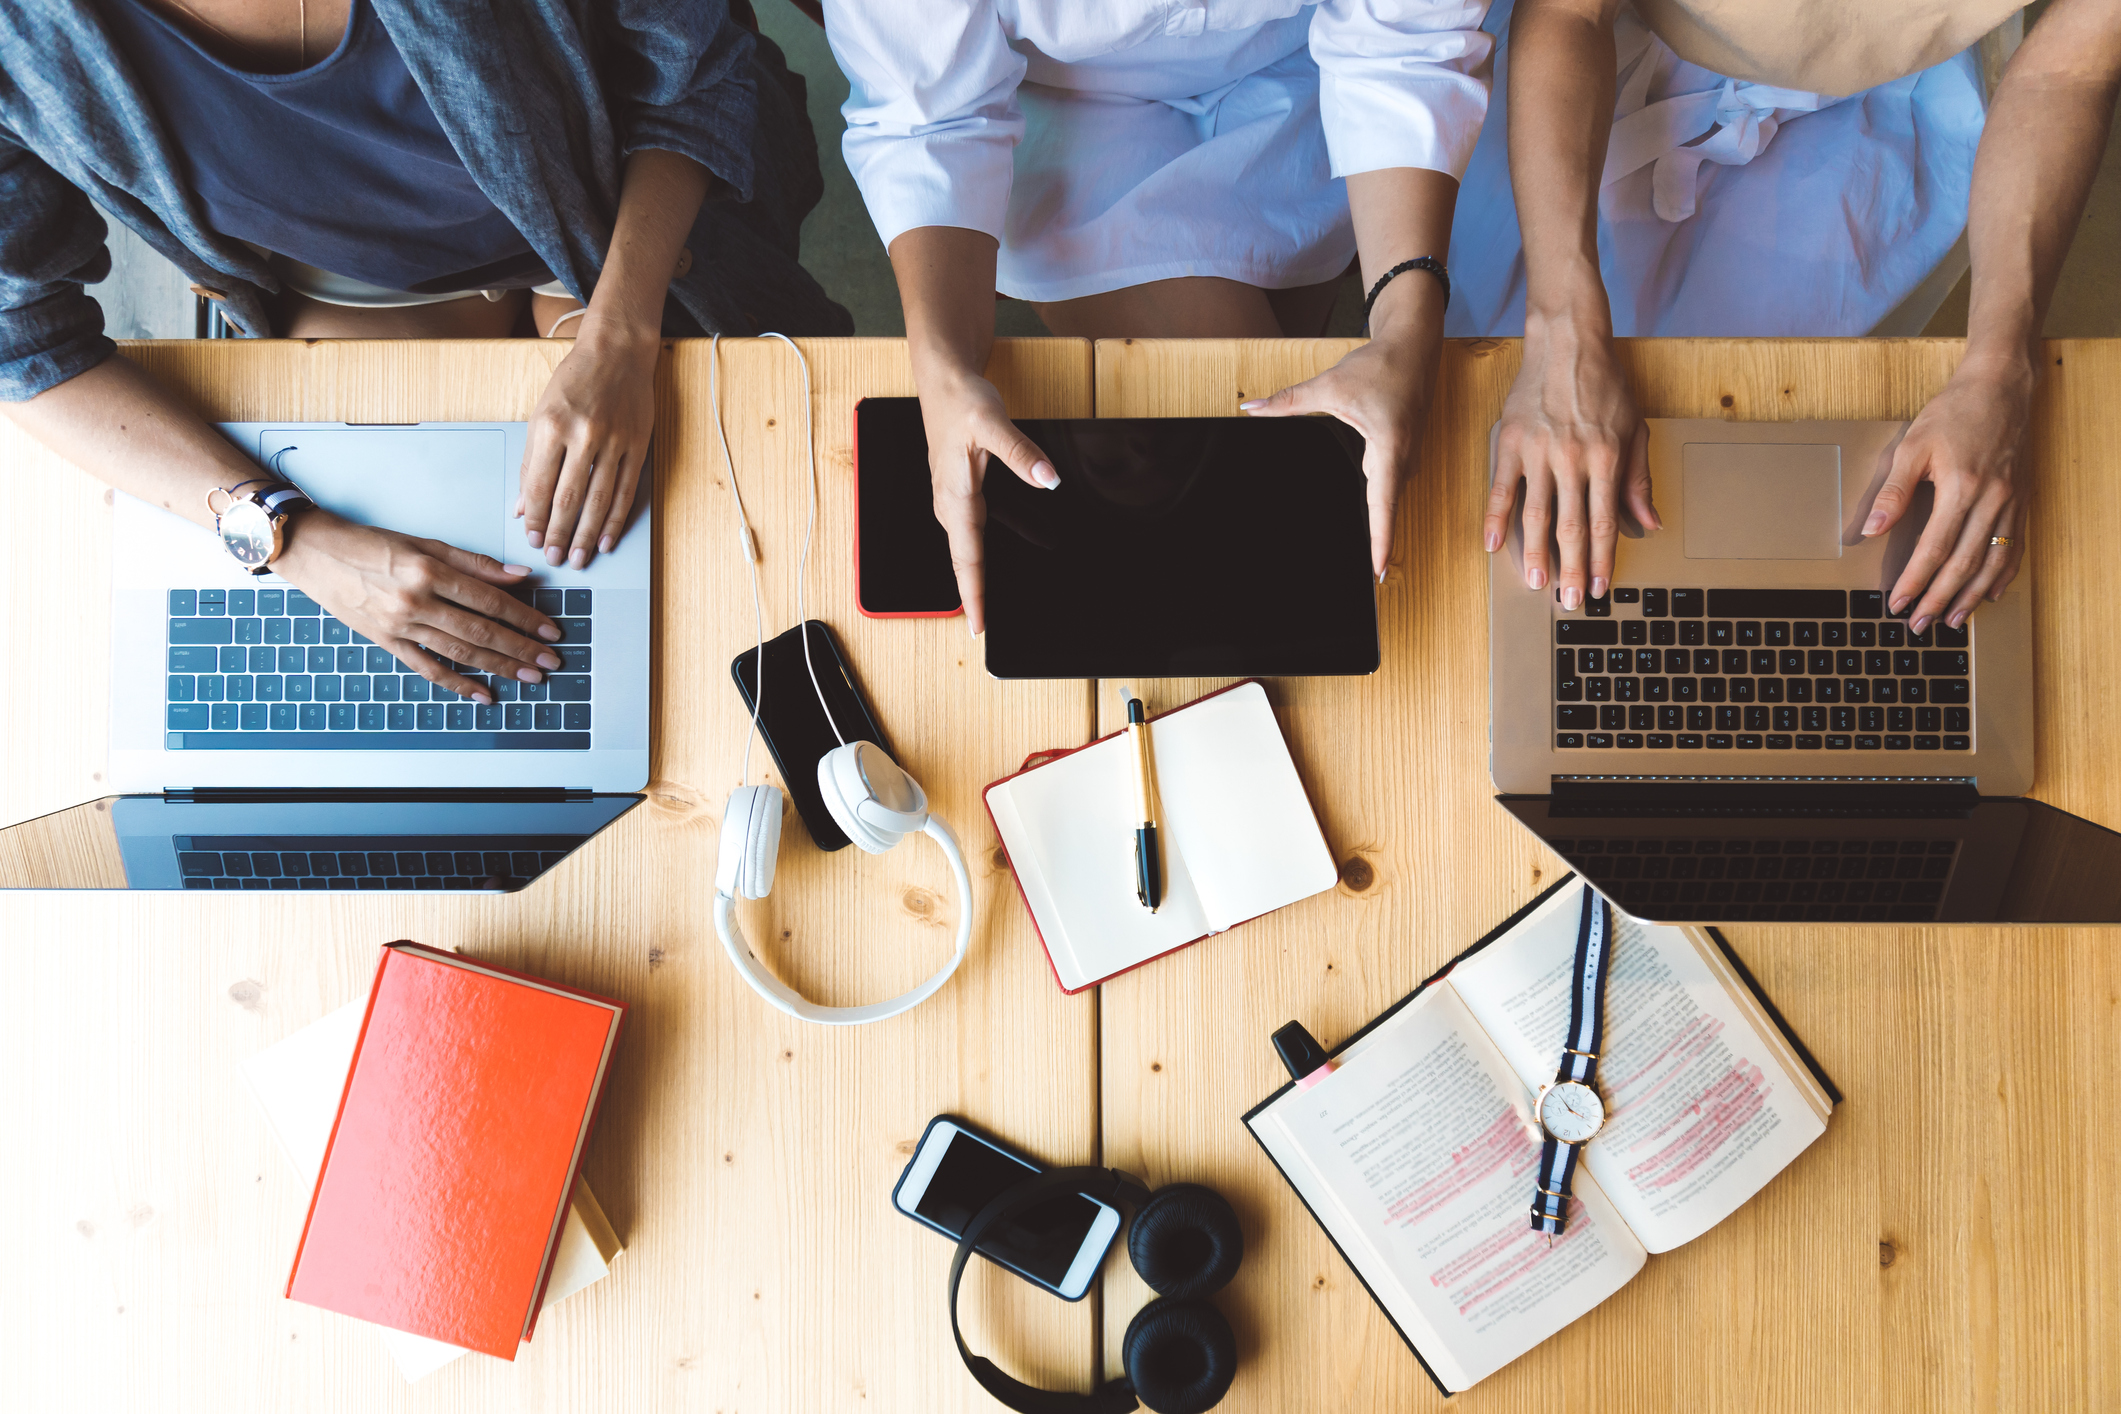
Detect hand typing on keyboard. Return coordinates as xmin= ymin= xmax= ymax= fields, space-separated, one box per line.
xmin=1865 ymin=364 xmax=2028 ymax=636
xmin=273 ymin=512 xmax=563 ymax=705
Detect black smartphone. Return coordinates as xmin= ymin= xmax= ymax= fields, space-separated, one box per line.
xmin=891 ymin=1114 xmax=1121 ymax=1301
xmin=730 ymin=620 xmax=888 ymax=852
xmin=853 ymin=397 xmax=962 ymax=618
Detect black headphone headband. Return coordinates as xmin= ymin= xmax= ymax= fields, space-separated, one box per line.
xmin=950 ymin=1167 xmax=1153 ymax=1414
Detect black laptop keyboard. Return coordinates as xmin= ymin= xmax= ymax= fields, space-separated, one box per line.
xmin=172 ymin=834 xmax=586 ymax=890
xmin=1553 ymin=835 xmax=1959 ymax=922
xmin=1554 ymin=588 xmax=1971 ymax=752
xmin=164 ymin=586 xmax=592 ymax=750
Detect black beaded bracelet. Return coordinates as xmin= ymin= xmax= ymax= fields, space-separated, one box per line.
xmin=1361 ymin=256 xmax=1450 ymax=332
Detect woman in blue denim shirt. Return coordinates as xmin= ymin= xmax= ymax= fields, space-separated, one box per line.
xmin=0 ymin=0 xmax=848 ymax=703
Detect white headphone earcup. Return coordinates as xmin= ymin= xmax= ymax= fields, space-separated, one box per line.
xmin=818 ymin=740 xmax=927 ymax=854
xmin=716 ymin=784 xmax=783 ymax=899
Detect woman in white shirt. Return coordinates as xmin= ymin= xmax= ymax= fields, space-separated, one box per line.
xmin=826 ymin=1 xmax=1492 ymax=629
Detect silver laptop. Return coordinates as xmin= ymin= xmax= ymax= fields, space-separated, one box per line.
xmin=110 ymin=422 xmax=649 ymax=795
xmin=1484 ymin=422 xmax=2121 ymax=928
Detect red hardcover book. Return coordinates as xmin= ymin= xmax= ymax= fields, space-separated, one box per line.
xmin=983 ymin=680 xmax=1338 ymax=993
xmin=285 ymin=942 xmax=626 ymax=1359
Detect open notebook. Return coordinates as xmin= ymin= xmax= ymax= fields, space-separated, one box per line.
xmin=985 ymin=680 xmax=1338 ymax=992
xmin=1247 ymin=880 xmax=1837 ymax=1394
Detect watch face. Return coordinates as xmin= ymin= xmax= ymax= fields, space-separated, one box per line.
xmin=1539 ymin=1081 xmax=1604 ymax=1143
xmin=219 ymin=500 xmax=274 ymax=567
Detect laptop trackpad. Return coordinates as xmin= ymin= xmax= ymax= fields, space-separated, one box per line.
xmin=255 ymin=428 xmax=506 ymax=561
xmin=1681 ymin=443 xmax=1841 ymax=560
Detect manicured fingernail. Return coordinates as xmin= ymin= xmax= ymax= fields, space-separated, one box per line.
xmin=474 ymin=692 xmax=493 ymax=705
xmin=1910 ymin=615 xmax=1930 ymax=633
xmin=1377 ymin=570 xmax=1387 ymax=585
xmin=1648 ymin=510 xmax=1664 ymax=531
xmin=1989 ymin=588 xmax=2004 ymax=601
xmin=1591 ymin=577 xmax=1608 ymax=599
xmin=1890 ymin=596 xmax=1911 ymax=615
xmin=1862 ymin=513 xmax=1886 ymax=536
xmin=546 ymin=546 xmax=565 ymax=565
xmin=1949 ymin=611 xmax=1968 ymax=629
xmin=1562 ymin=586 xmax=1582 ymax=610
xmin=1032 ymin=461 xmax=1060 ymax=490
xmin=516 ymin=667 xmax=543 ymax=683
xmin=526 ymin=530 xmax=543 ymax=548
xmin=503 ymin=564 xmax=531 ymax=575
xmin=538 ymin=652 xmax=561 ymax=670
xmin=1484 ymin=529 xmax=1501 ymax=553
xmin=1528 ymin=568 xmax=1547 ymax=591
xmin=514 ymin=497 xmax=523 ymax=516
xmin=1238 ymin=399 xmax=1266 ymax=411
xmin=537 ymin=623 xmax=560 ymax=641
xmin=599 ymin=536 xmax=614 ymax=554
xmin=569 ymin=548 xmax=588 ymax=569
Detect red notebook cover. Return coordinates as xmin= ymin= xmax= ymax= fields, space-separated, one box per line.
xmin=983 ymin=679 xmax=1327 ymax=995
xmin=285 ymin=942 xmax=626 ymax=1359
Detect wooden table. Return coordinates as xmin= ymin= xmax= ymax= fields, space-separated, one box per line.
xmin=2 ymin=337 xmax=2116 ymax=1414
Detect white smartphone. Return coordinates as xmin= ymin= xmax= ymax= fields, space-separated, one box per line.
xmin=892 ymin=1114 xmax=1122 ymax=1302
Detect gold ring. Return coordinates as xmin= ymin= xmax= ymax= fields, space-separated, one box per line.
xmin=1989 ymin=535 xmax=2014 ymax=547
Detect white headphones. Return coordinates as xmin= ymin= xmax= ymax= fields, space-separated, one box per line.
xmin=706 ymin=334 xmax=974 ymax=1026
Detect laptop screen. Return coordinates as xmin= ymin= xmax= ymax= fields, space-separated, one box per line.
xmin=0 ymin=794 xmax=641 ymax=891
xmin=1498 ymin=787 xmax=2121 ymax=924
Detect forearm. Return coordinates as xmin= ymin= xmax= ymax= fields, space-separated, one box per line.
xmin=581 ymin=148 xmax=714 ymax=345
xmin=1 ymin=354 xmax=256 ymax=531
xmin=1507 ymin=0 xmax=1622 ymax=327
xmin=889 ymin=225 xmax=1001 ymax=391
xmin=1962 ymin=0 xmax=2121 ymax=375
xmin=1346 ymin=168 xmax=1457 ymax=351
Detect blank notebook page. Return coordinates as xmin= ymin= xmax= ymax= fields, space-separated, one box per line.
xmin=993 ymin=681 xmax=1334 ymax=989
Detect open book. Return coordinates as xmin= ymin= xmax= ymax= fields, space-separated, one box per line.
xmin=985 ymin=680 xmax=1338 ymax=992
xmin=1246 ymin=880 xmax=1836 ymax=1393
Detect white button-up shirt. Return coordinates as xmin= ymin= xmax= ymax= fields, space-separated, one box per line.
xmin=827 ymin=0 xmax=1494 ymax=251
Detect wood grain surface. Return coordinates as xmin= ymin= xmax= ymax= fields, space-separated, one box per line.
xmin=1089 ymin=337 xmax=2121 ymax=1414
xmin=0 ymin=338 xmax=1100 ymax=1414
xmin=3 ymin=337 xmax=2118 ymax=1414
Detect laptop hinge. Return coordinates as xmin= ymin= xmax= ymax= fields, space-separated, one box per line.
xmin=164 ymin=787 xmax=596 ymax=804
xmin=1547 ymin=777 xmax=1980 ymax=818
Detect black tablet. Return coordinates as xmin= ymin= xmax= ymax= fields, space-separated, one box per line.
xmin=982 ymin=417 xmax=1379 ymax=679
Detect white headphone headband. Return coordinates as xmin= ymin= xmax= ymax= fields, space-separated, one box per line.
xmin=713 ymin=816 xmax=974 ymax=1026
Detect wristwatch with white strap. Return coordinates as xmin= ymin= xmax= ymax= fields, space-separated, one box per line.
xmin=1531 ymin=886 xmax=1613 ymax=1236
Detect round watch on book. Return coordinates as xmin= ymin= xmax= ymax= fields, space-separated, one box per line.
xmin=1536 ymin=1078 xmax=1605 ymax=1144
xmin=1530 ymin=887 xmax=1614 ymax=1237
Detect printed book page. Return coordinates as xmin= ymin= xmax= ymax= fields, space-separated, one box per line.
xmin=1449 ymin=889 xmax=1830 ymax=1253
xmin=1251 ymin=983 xmax=1646 ymax=1392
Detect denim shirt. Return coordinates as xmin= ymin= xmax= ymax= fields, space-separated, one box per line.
xmin=0 ymin=0 xmax=849 ymax=401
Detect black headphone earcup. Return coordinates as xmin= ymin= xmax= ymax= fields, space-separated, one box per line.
xmin=1120 ymin=1297 xmax=1237 ymax=1414
xmin=1129 ymin=1184 xmax=1244 ymax=1299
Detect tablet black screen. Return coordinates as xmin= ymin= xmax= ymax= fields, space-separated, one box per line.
xmin=983 ymin=417 xmax=1378 ymax=679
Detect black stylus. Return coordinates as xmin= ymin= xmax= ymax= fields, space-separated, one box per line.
xmin=1126 ymin=694 xmax=1162 ymax=911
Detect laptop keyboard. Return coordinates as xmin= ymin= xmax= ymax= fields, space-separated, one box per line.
xmin=163 ymin=585 xmax=592 ymax=750
xmin=171 ymin=833 xmax=585 ymax=890
xmin=1552 ymin=835 xmax=1959 ymax=922
xmin=1554 ymin=588 xmax=1972 ymax=753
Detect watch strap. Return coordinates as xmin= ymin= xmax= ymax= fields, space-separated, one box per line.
xmin=1530 ymin=1136 xmax=1580 ymax=1235
xmin=1558 ymin=887 xmax=1611 ymax=1088
xmin=257 ymin=484 xmax=312 ymax=519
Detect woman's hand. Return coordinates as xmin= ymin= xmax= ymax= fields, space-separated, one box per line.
xmin=274 ymin=511 xmax=563 ymax=703
xmin=517 ymin=320 xmax=659 ymax=569
xmin=918 ymin=368 xmax=1058 ymax=635
xmin=1240 ymin=328 xmax=1434 ymax=581
xmin=1865 ymin=354 xmax=2032 ymax=633
xmin=1486 ymin=312 xmax=1659 ymax=606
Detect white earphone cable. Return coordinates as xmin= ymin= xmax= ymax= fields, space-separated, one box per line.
xmin=761 ymin=331 xmax=847 ymax=749
xmin=708 ymin=333 xmax=769 ymax=787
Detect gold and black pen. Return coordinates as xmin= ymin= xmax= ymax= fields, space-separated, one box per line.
xmin=1126 ymin=692 xmax=1162 ymax=911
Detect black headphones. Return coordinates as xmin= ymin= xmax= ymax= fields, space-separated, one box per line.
xmin=950 ymin=1167 xmax=1245 ymax=1414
